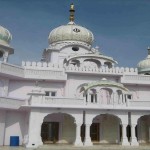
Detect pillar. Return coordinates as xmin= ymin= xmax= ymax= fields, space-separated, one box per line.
xmin=121 ymin=124 xmax=130 ymax=145
xmin=3 ymin=51 xmax=8 ymax=63
xmin=87 ymin=92 xmax=90 ymax=104
xmin=74 ymin=123 xmax=83 ymax=146
xmin=84 ymin=123 xmax=93 ymax=146
xmin=130 ymin=124 xmax=139 ymax=146
xmin=26 ymin=110 xmax=43 ymax=148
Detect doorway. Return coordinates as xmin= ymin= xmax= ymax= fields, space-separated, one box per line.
xmin=41 ymin=122 xmax=59 ymax=144
xmin=90 ymin=123 xmax=100 ymax=142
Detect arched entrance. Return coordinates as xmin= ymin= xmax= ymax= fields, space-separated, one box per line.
xmin=138 ymin=115 xmax=150 ymax=144
xmin=41 ymin=113 xmax=76 ymax=144
xmin=90 ymin=114 xmax=121 ymax=144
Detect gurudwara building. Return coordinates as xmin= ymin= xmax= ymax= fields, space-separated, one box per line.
xmin=0 ymin=4 xmax=150 ymax=148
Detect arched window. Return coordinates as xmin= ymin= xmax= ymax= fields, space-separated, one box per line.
xmin=104 ymin=62 xmax=112 ymax=68
xmin=70 ymin=59 xmax=80 ymax=67
xmin=83 ymin=59 xmax=101 ymax=68
xmin=89 ymin=89 xmax=97 ymax=103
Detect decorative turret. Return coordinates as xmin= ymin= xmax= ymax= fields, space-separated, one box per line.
xmin=137 ymin=47 xmax=150 ymax=75
xmin=0 ymin=25 xmax=14 ymax=62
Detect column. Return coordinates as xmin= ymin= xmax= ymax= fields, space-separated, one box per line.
xmin=74 ymin=123 xmax=83 ymax=146
xmin=26 ymin=110 xmax=43 ymax=148
xmin=87 ymin=92 xmax=90 ymax=104
xmin=3 ymin=51 xmax=8 ymax=63
xmin=121 ymin=124 xmax=130 ymax=145
xmin=130 ymin=124 xmax=139 ymax=146
xmin=84 ymin=123 xmax=93 ymax=146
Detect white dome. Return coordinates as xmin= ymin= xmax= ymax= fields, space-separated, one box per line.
xmin=0 ymin=25 xmax=12 ymax=46
xmin=137 ymin=48 xmax=150 ymax=74
xmin=48 ymin=22 xmax=94 ymax=45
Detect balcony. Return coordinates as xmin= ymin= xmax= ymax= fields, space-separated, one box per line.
xmin=0 ymin=62 xmax=24 ymax=78
xmin=28 ymin=97 xmax=84 ymax=107
xmin=0 ymin=96 xmax=26 ymax=109
xmin=27 ymin=95 xmax=150 ymax=110
xmin=121 ymin=75 xmax=150 ymax=85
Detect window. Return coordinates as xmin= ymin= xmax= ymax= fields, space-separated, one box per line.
xmin=45 ymin=91 xmax=56 ymax=97
xmin=127 ymin=95 xmax=132 ymax=99
xmin=51 ymin=92 xmax=56 ymax=97
xmin=72 ymin=46 xmax=79 ymax=51
xmin=45 ymin=91 xmax=50 ymax=96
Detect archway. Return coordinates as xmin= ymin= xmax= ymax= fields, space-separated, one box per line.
xmin=41 ymin=113 xmax=76 ymax=144
xmin=104 ymin=62 xmax=112 ymax=68
xmin=90 ymin=114 xmax=121 ymax=144
xmin=138 ymin=115 xmax=150 ymax=144
xmin=83 ymin=59 xmax=101 ymax=68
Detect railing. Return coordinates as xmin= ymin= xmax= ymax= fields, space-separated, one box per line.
xmin=22 ymin=61 xmax=67 ymax=80
xmin=122 ymin=75 xmax=150 ymax=84
xmin=128 ymin=100 xmax=150 ymax=107
xmin=44 ymin=97 xmax=84 ymax=105
xmin=65 ymin=66 xmax=138 ymax=75
xmin=24 ymin=69 xmax=67 ymax=80
xmin=0 ymin=62 xmax=24 ymax=77
xmin=0 ymin=96 xmax=26 ymax=109
xmin=22 ymin=61 xmax=63 ymax=69
xmin=29 ymin=97 xmax=84 ymax=106
xmin=28 ymin=95 xmax=150 ymax=109
xmin=0 ymin=62 xmax=67 ymax=80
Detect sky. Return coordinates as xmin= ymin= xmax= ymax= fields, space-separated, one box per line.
xmin=0 ymin=0 xmax=150 ymax=67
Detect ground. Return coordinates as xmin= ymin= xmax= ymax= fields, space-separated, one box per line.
xmin=0 ymin=145 xmax=150 ymax=150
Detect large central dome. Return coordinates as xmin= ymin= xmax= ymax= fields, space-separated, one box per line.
xmin=48 ymin=22 xmax=94 ymax=45
xmin=48 ymin=4 xmax=94 ymax=46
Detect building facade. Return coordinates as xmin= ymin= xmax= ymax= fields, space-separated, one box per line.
xmin=0 ymin=4 xmax=150 ymax=148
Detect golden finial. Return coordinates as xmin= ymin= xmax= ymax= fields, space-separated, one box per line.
xmin=69 ymin=3 xmax=75 ymax=22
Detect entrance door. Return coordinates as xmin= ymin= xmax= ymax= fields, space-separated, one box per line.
xmin=90 ymin=123 xmax=100 ymax=142
xmin=41 ymin=122 xmax=59 ymax=144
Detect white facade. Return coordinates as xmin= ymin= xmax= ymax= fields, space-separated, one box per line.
xmin=0 ymin=4 xmax=150 ymax=148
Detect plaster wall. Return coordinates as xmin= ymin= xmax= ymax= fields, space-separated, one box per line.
xmin=66 ymin=74 xmax=118 ymax=97
xmin=8 ymin=80 xmax=65 ymax=99
xmin=0 ymin=110 xmax=6 ymax=145
xmin=126 ymin=85 xmax=150 ymax=101
xmin=4 ymin=111 xmax=27 ymax=145
xmin=8 ymin=80 xmax=34 ymax=99
xmin=60 ymin=46 xmax=89 ymax=56
xmin=40 ymin=82 xmax=65 ymax=97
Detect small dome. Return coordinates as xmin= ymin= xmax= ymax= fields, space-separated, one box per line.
xmin=48 ymin=22 xmax=94 ymax=45
xmin=0 ymin=25 xmax=12 ymax=46
xmin=137 ymin=48 xmax=150 ymax=74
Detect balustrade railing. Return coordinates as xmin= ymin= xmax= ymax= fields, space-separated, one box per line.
xmin=28 ymin=95 xmax=150 ymax=109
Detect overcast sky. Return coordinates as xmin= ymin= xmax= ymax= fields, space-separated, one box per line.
xmin=0 ymin=0 xmax=150 ymax=67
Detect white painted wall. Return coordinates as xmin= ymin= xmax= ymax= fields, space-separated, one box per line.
xmin=0 ymin=110 xmax=6 ymax=145
xmin=4 ymin=111 xmax=27 ymax=145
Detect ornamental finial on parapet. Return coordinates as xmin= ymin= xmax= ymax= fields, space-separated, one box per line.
xmin=69 ymin=3 xmax=75 ymax=22
xmin=147 ymin=46 xmax=150 ymax=55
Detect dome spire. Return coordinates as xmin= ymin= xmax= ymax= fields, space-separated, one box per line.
xmin=69 ymin=3 xmax=75 ymax=22
xmin=147 ymin=46 xmax=150 ymax=55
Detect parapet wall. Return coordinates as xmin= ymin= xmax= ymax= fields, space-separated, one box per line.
xmin=22 ymin=61 xmax=63 ymax=70
xmin=65 ymin=65 xmax=138 ymax=75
